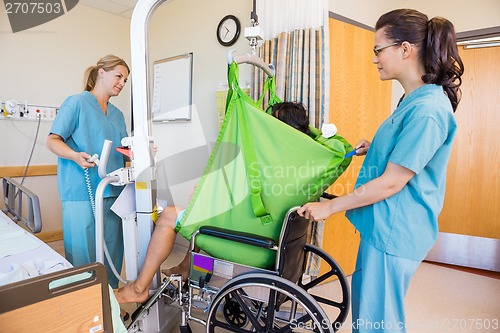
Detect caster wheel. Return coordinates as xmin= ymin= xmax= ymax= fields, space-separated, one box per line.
xmin=223 ymin=297 xmax=249 ymax=327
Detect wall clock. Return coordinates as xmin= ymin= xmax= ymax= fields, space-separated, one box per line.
xmin=216 ymin=15 xmax=241 ymax=47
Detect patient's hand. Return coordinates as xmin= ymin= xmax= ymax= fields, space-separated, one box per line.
xmin=354 ymin=139 xmax=370 ymax=156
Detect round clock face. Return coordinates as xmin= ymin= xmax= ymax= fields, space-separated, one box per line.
xmin=217 ymin=15 xmax=241 ymax=46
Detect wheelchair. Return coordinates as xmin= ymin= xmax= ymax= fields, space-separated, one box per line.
xmin=127 ymin=205 xmax=350 ymax=333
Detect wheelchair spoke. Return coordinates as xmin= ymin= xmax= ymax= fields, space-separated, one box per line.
xmin=309 ymin=295 xmax=344 ymax=310
xmin=230 ymin=289 xmax=265 ymax=331
xmin=274 ymin=313 xmax=311 ymax=333
xmin=298 ymin=244 xmax=350 ymax=331
xmin=262 ymin=288 xmax=277 ymax=331
xmin=209 ymin=318 xmax=251 ymax=333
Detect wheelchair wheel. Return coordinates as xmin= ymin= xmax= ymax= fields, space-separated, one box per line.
xmin=299 ymin=244 xmax=350 ymax=331
xmin=222 ymin=295 xmax=249 ymax=327
xmin=206 ymin=273 xmax=334 ymax=333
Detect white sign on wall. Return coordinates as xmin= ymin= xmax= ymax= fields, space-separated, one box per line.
xmin=152 ymin=53 xmax=193 ymax=122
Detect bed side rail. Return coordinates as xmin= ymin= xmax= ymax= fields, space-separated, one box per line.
xmin=2 ymin=177 xmax=42 ymax=233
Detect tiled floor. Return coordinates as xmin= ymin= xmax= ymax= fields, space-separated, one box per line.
xmin=48 ymin=239 xmax=500 ymax=333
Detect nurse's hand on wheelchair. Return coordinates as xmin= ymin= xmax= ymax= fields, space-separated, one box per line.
xmin=298 ymin=138 xmax=371 ymax=221
xmin=298 ymin=200 xmax=335 ymax=221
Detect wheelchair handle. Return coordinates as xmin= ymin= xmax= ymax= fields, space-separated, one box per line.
xmin=321 ymin=192 xmax=337 ymax=200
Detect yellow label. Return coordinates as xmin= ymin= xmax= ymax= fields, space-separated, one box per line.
xmin=152 ymin=207 xmax=158 ymax=223
xmin=136 ymin=182 xmax=148 ymax=190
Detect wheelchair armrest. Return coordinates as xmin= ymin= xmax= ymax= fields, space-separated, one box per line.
xmin=321 ymin=192 xmax=337 ymax=200
xmin=198 ymin=226 xmax=277 ymax=249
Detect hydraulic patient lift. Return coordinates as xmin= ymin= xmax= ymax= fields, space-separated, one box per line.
xmin=93 ymin=1 xmax=351 ymax=332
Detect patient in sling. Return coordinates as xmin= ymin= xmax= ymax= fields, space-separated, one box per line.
xmin=115 ymin=102 xmax=311 ymax=304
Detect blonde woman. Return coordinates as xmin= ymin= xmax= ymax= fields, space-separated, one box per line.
xmin=47 ymin=55 xmax=129 ymax=289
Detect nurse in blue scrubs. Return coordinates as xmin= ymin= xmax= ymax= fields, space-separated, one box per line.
xmin=47 ymin=55 xmax=129 ymax=289
xmin=298 ymin=9 xmax=464 ymax=333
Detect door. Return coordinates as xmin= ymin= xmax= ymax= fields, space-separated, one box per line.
xmin=322 ymin=17 xmax=392 ymax=276
xmin=438 ymin=46 xmax=500 ymax=238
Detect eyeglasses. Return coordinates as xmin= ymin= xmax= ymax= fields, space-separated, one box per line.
xmin=373 ymin=42 xmax=400 ymax=56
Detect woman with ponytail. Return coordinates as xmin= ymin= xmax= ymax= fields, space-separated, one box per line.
xmin=299 ymin=9 xmax=463 ymax=332
xmin=47 ymin=55 xmax=130 ymax=289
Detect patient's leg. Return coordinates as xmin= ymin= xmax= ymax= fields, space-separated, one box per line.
xmin=115 ymin=206 xmax=181 ymax=304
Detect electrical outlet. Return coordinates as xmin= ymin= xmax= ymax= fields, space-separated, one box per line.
xmin=22 ymin=106 xmax=57 ymax=120
xmin=1 ymin=103 xmax=58 ymax=121
xmin=46 ymin=107 xmax=57 ymax=120
xmin=25 ymin=106 xmax=42 ymax=119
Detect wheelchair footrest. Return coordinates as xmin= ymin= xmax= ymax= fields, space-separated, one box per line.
xmin=127 ymin=275 xmax=180 ymax=329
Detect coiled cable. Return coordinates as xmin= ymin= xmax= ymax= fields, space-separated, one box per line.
xmin=84 ymin=168 xmax=96 ymax=214
xmin=84 ymin=164 xmax=129 ymax=285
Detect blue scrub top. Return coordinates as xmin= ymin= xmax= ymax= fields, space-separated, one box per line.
xmin=346 ymin=84 xmax=457 ymax=261
xmin=50 ymin=91 xmax=128 ymax=201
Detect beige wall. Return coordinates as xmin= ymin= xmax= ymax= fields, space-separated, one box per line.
xmin=149 ymin=0 xmax=253 ymax=144
xmin=0 ymin=5 xmax=130 ymax=232
xmin=329 ymin=0 xmax=500 ymax=32
xmin=0 ymin=5 xmax=131 ymax=118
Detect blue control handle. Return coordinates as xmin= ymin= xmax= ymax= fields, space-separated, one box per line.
xmin=345 ymin=149 xmax=357 ymax=158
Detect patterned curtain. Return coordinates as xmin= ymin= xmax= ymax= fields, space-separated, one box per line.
xmin=251 ymin=0 xmax=329 ymax=128
xmin=251 ymin=0 xmax=330 ymax=276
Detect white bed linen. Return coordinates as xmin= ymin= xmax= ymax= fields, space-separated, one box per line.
xmin=0 ymin=211 xmax=72 ymax=285
xmin=0 ymin=210 xmax=126 ymax=332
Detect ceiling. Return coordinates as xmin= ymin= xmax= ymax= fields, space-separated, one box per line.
xmin=78 ymin=0 xmax=138 ymax=18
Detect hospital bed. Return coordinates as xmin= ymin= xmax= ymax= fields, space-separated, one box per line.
xmin=0 ymin=203 xmax=72 ymax=286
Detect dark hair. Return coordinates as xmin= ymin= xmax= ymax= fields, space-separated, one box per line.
xmin=83 ymin=54 xmax=130 ymax=91
xmin=271 ymin=102 xmax=310 ymax=135
xmin=375 ymin=9 xmax=464 ymax=112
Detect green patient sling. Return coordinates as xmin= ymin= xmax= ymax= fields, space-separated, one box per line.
xmin=175 ymin=62 xmax=352 ymax=269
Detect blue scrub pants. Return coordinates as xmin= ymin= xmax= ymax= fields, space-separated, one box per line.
xmin=62 ymin=198 xmax=124 ymax=288
xmin=351 ymin=238 xmax=421 ymax=333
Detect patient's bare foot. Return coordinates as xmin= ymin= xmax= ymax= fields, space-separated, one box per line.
xmin=161 ymin=262 xmax=189 ymax=282
xmin=162 ymin=252 xmax=190 ymax=281
xmin=114 ymin=283 xmax=149 ymax=304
